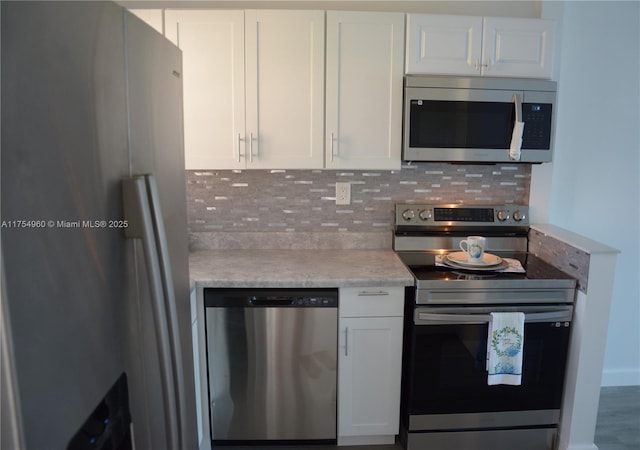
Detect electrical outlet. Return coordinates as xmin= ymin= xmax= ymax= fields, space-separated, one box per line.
xmin=335 ymin=182 xmax=351 ymax=205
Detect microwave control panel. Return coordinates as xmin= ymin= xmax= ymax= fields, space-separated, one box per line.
xmin=522 ymin=103 xmax=553 ymax=149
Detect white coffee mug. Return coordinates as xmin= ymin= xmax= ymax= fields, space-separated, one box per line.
xmin=459 ymin=236 xmax=486 ymax=263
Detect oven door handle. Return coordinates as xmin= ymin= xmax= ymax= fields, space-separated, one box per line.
xmin=416 ymin=311 xmax=572 ymax=325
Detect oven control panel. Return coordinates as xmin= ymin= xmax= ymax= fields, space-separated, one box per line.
xmin=395 ymin=204 xmax=529 ymax=228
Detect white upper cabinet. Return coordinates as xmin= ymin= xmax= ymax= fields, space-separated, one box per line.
xmin=244 ymin=10 xmax=325 ymax=169
xmin=406 ymin=14 xmax=483 ymax=76
xmin=165 ymin=10 xmax=324 ymax=170
xmin=482 ymin=17 xmax=555 ymax=79
xmin=165 ymin=10 xmax=246 ymax=170
xmin=325 ymin=11 xmax=405 ymax=170
xmin=406 ymin=14 xmax=555 ymax=79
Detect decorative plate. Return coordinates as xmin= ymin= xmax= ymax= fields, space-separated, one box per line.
xmin=443 ymin=256 xmax=509 ymax=272
xmin=446 ymin=251 xmax=503 ymax=267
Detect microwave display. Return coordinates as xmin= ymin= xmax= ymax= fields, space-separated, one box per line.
xmin=409 ymin=100 xmax=552 ymax=151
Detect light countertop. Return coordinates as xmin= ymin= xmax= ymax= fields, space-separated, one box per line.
xmin=530 ymin=224 xmax=620 ymax=255
xmin=189 ymin=249 xmax=414 ymax=289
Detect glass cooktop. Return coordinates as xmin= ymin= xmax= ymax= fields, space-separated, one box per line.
xmin=397 ymin=252 xmax=576 ymax=289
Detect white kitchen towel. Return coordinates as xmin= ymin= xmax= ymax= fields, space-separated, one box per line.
xmin=509 ymin=121 xmax=525 ymax=161
xmin=487 ymin=312 xmax=525 ymax=385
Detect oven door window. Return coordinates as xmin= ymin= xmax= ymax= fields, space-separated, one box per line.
xmin=409 ymin=322 xmax=570 ymax=415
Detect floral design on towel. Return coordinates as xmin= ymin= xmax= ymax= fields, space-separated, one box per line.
xmin=494 ymin=362 xmax=518 ymax=375
xmin=491 ymin=326 xmax=523 ymax=373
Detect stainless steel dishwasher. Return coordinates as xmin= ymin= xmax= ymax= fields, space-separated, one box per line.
xmin=204 ymin=288 xmax=338 ymax=444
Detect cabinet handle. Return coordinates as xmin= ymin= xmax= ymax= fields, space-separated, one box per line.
xmin=472 ymin=58 xmax=489 ymax=71
xmin=357 ymin=290 xmax=389 ymax=296
xmin=237 ymin=133 xmax=244 ymax=162
xmin=344 ymin=327 xmax=349 ymax=357
xmin=330 ymin=132 xmax=337 ymax=162
xmin=249 ymin=132 xmax=254 ymax=163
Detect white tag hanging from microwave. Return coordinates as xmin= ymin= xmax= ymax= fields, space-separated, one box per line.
xmin=509 ymin=92 xmax=524 ymax=161
xmin=510 ymin=121 xmax=525 ymax=161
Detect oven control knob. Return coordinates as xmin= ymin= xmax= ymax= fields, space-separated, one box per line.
xmin=513 ymin=210 xmax=526 ymax=222
xmin=419 ymin=209 xmax=432 ymax=221
xmin=402 ymin=209 xmax=416 ymax=221
xmin=496 ymin=210 xmax=510 ymax=221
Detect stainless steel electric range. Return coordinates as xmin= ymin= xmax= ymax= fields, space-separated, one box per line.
xmin=394 ymin=204 xmax=577 ymax=450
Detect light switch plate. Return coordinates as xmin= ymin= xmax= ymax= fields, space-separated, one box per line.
xmin=335 ymin=182 xmax=351 ymax=205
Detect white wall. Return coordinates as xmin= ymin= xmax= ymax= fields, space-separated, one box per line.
xmin=121 ymin=0 xmax=541 ymax=17
xmin=535 ymin=1 xmax=640 ymax=386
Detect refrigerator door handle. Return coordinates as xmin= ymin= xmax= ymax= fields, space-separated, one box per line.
xmin=122 ymin=175 xmax=184 ymax=450
xmin=144 ymin=175 xmax=189 ymax=450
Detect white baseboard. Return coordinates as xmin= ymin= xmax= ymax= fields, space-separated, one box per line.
xmin=600 ymin=368 xmax=640 ymax=386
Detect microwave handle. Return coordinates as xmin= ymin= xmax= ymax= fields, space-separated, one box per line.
xmin=513 ymin=93 xmax=522 ymax=123
xmin=509 ymin=93 xmax=524 ymax=161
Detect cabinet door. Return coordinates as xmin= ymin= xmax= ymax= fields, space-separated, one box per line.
xmin=405 ymin=14 xmax=483 ymax=75
xmin=165 ymin=10 xmax=246 ymax=169
xmin=245 ymin=10 xmax=325 ymax=169
xmin=482 ymin=17 xmax=555 ymax=79
xmin=338 ymin=316 xmax=403 ymax=437
xmin=325 ymin=11 xmax=404 ymax=170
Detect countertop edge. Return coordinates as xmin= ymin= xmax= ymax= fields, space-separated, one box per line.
xmin=531 ymin=224 xmax=620 ymax=255
xmin=193 ymin=278 xmax=415 ymax=290
xmin=189 ymin=249 xmax=415 ymax=290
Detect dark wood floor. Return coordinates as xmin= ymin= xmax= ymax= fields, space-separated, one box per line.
xmin=594 ymin=385 xmax=640 ymax=450
xmin=211 ymin=385 xmax=640 ymax=450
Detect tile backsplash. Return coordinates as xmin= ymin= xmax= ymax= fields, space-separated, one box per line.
xmin=528 ymin=228 xmax=589 ymax=293
xmin=186 ymin=163 xmax=531 ymax=234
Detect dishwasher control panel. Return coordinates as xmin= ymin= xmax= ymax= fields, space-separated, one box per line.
xmin=289 ymin=296 xmax=336 ymax=307
xmin=205 ymin=288 xmax=338 ymax=308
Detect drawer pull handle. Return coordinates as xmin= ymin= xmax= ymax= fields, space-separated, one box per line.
xmin=357 ymin=291 xmax=389 ymax=296
xmin=344 ymin=327 xmax=349 ymax=357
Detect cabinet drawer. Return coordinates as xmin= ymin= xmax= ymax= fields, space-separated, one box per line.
xmin=339 ymin=286 xmax=404 ymax=317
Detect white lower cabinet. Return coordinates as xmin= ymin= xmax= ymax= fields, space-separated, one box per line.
xmin=338 ymin=287 xmax=404 ymax=445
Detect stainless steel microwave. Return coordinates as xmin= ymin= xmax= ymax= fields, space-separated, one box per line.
xmin=403 ymin=75 xmax=557 ymax=163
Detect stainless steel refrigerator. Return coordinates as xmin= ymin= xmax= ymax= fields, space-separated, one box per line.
xmin=1 ymin=2 xmax=198 ymax=449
